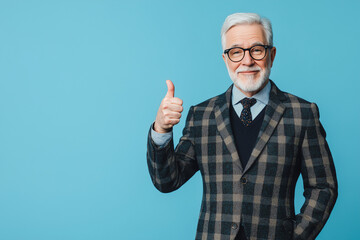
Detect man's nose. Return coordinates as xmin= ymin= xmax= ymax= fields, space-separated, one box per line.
xmin=241 ymin=50 xmax=255 ymax=65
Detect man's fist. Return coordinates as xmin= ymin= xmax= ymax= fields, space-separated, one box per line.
xmin=154 ymin=80 xmax=183 ymax=133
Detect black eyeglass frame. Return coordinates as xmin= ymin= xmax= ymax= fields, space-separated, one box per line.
xmin=223 ymin=45 xmax=273 ymax=62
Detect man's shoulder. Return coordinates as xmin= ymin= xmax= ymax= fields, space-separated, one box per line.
xmin=272 ymin=82 xmax=312 ymax=107
xmin=192 ymin=88 xmax=229 ymax=111
xmin=274 ymin=86 xmax=319 ymax=120
xmin=195 ymin=93 xmax=223 ymax=107
xmin=281 ymin=91 xmax=311 ymax=105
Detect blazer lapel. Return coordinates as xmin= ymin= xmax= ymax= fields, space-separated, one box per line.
xmin=243 ymin=81 xmax=286 ymax=173
xmin=214 ymin=85 xmax=243 ymax=172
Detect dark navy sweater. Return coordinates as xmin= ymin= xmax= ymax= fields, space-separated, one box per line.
xmin=229 ymin=103 xmax=266 ymax=168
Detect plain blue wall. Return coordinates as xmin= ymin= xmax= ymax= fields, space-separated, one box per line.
xmin=0 ymin=0 xmax=359 ymax=239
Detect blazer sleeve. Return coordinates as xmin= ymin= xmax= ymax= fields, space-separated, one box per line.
xmin=147 ymin=106 xmax=199 ymax=193
xmin=294 ymin=103 xmax=338 ymax=240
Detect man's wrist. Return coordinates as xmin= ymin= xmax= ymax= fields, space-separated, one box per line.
xmin=153 ymin=122 xmax=172 ymax=133
xmin=151 ymin=123 xmax=173 ymax=147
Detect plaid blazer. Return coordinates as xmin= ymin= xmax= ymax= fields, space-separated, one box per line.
xmin=147 ymin=81 xmax=337 ymax=240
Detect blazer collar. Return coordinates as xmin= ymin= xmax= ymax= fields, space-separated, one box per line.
xmin=214 ymin=85 xmax=243 ymax=171
xmin=244 ymin=80 xmax=286 ymax=173
xmin=214 ymin=80 xmax=286 ymax=174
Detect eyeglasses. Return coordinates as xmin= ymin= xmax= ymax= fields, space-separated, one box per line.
xmin=224 ymin=45 xmax=273 ymax=62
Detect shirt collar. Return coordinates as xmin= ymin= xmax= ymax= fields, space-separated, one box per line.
xmin=232 ymin=80 xmax=271 ymax=106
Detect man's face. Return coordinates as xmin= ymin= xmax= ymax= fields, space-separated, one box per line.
xmin=222 ymin=24 xmax=276 ymax=96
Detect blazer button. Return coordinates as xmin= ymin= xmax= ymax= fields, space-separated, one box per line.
xmin=231 ymin=223 xmax=238 ymax=230
xmin=241 ymin=177 xmax=247 ymax=184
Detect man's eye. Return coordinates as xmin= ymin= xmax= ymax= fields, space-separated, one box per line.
xmin=231 ymin=50 xmax=243 ymax=55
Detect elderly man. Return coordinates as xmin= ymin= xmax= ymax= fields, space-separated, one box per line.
xmin=147 ymin=13 xmax=337 ymax=240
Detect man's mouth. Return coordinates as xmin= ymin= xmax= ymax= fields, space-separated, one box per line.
xmin=236 ymin=67 xmax=261 ymax=75
xmin=239 ymin=71 xmax=258 ymax=74
xmin=237 ymin=70 xmax=260 ymax=76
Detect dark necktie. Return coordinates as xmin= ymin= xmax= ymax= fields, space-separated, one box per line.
xmin=239 ymin=98 xmax=257 ymax=127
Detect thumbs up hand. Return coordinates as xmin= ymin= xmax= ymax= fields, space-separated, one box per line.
xmin=154 ymin=80 xmax=183 ymax=133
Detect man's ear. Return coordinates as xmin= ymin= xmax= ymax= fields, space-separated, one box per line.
xmin=270 ymin=47 xmax=276 ymax=67
xmin=222 ymin=53 xmax=226 ymax=64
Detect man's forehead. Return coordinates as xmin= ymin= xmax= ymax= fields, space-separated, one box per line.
xmin=225 ymin=24 xmax=267 ymax=47
xmin=229 ymin=42 xmax=265 ymax=48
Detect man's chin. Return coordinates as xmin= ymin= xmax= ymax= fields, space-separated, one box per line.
xmin=234 ymin=78 xmax=264 ymax=93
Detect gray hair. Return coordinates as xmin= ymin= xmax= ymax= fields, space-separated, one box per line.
xmin=221 ymin=13 xmax=273 ymax=50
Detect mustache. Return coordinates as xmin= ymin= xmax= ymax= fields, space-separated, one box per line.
xmin=236 ymin=66 xmax=262 ymax=74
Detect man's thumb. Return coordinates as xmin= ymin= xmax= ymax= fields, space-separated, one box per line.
xmin=165 ymin=80 xmax=175 ymax=98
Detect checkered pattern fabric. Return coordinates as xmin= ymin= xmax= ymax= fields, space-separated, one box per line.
xmin=147 ymin=80 xmax=337 ymax=240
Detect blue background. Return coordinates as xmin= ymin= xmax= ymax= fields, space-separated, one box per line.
xmin=0 ymin=0 xmax=359 ymax=239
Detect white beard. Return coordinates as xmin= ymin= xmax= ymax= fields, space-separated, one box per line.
xmin=226 ymin=61 xmax=271 ymax=93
